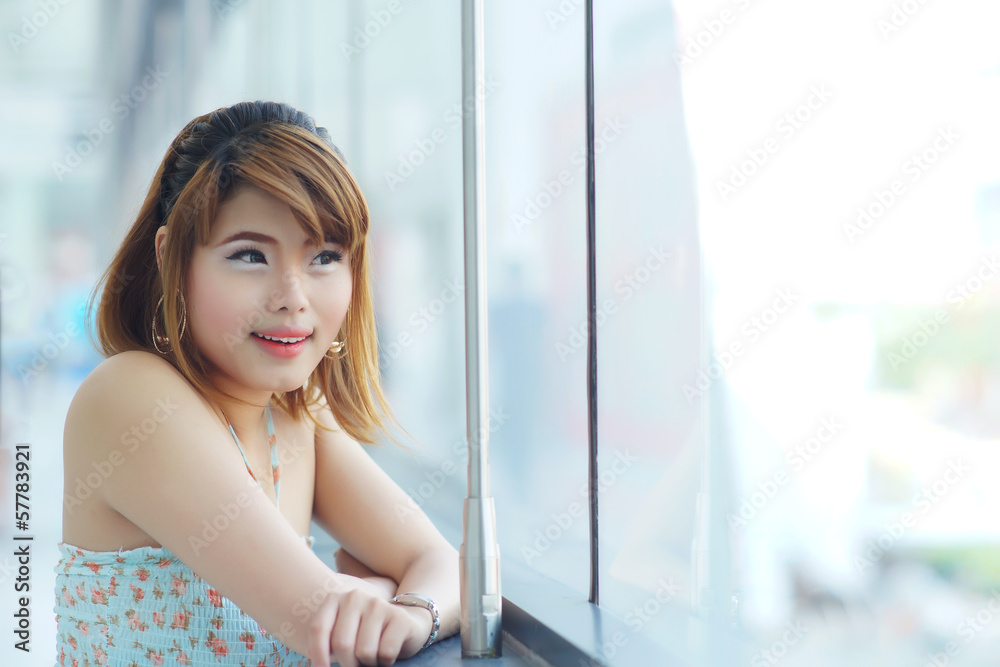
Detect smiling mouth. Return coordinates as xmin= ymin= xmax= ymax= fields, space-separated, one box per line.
xmin=251 ymin=333 xmax=309 ymax=344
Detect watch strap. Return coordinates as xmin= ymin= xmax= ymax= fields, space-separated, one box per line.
xmin=391 ymin=593 xmax=440 ymax=650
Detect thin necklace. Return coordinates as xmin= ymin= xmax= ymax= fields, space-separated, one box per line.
xmin=221 ymin=403 xmax=281 ymax=508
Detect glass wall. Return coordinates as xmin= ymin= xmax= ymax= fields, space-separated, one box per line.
xmin=673 ymin=0 xmax=1000 ymax=664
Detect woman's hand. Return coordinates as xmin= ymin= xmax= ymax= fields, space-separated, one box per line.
xmin=307 ymin=586 xmax=434 ymax=667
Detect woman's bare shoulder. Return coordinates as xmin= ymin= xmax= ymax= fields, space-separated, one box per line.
xmin=65 ymin=351 xmax=205 ymax=451
xmin=80 ymin=349 xmax=187 ymax=387
xmin=73 ymin=350 xmax=195 ymax=400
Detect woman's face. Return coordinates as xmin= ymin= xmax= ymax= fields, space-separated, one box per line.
xmin=183 ymin=185 xmax=352 ymax=396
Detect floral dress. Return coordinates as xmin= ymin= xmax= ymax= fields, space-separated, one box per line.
xmin=55 ymin=404 xmax=315 ymax=666
xmin=53 ymin=536 xmax=316 ymax=667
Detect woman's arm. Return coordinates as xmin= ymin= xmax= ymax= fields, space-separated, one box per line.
xmin=335 ymin=548 xmax=398 ymax=600
xmin=67 ymin=351 xmax=422 ymax=664
xmin=312 ymin=407 xmax=462 ymax=643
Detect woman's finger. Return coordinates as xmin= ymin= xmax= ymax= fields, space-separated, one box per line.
xmin=329 ymin=591 xmax=364 ymax=667
xmin=306 ymin=593 xmax=339 ymax=667
xmin=377 ymin=606 xmax=414 ymax=665
xmin=353 ymin=600 xmax=388 ymax=665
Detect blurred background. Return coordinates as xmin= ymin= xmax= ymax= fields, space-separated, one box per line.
xmin=1 ymin=0 xmax=999 ymax=665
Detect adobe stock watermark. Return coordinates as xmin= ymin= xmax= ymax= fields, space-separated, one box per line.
xmin=212 ymin=0 xmax=247 ymax=19
xmin=945 ymin=255 xmax=1000 ymax=311
xmin=276 ymin=575 xmax=349 ymax=646
xmin=877 ymin=0 xmax=932 ymax=41
xmin=672 ymin=0 xmax=756 ymax=68
xmin=750 ymin=620 xmax=808 ymax=667
xmin=63 ymin=397 xmax=179 ymax=514
xmin=0 ymin=557 xmax=15 ymax=587
xmin=107 ymin=271 xmax=136 ymax=295
xmin=924 ymin=590 xmax=1000 ymax=667
xmin=578 ymin=578 xmax=680 ymax=667
xmin=521 ymin=449 xmax=638 ymax=565
xmin=843 ymin=126 xmax=959 ymax=244
xmin=727 ymin=417 xmax=844 ymax=532
xmin=17 ymin=320 xmax=80 ymax=385
xmin=624 ymin=578 xmax=680 ymax=633
xmin=683 ymin=288 xmax=797 ymax=404
xmin=855 ymin=459 xmax=969 ymax=573
xmin=394 ymin=406 xmax=509 ymax=523
xmin=169 ymin=161 xmax=233 ymax=223
xmin=52 ymin=64 xmax=170 ymax=181
xmin=0 ymin=268 xmax=26 ymax=303
xmin=886 ymin=309 xmax=948 ymax=372
xmin=383 ymin=76 xmax=501 ymax=192
xmin=340 ymin=0 xmax=407 ymax=61
xmin=7 ymin=0 xmax=72 ymax=53
xmin=511 ymin=117 xmax=627 ymax=234
xmin=544 ymin=0 xmax=583 ymax=30
xmin=716 ymin=84 xmax=833 ymax=203
xmin=886 ymin=254 xmax=998 ymax=370
xmin=380 ymin=278 xmax=464 ymax=370
xmin=187 ymin=424 xmax=311 ymax=555
xmin=188 ymin=492 xmax=252 ymax=556
xmin=556 ymin=245 xmax=669 ymax=362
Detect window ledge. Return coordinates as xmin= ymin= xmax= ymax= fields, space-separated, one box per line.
xmin=402 ymin=559 xmax=696 ymax=666
xmin=499 ymin=558 xmax=692 ymax=667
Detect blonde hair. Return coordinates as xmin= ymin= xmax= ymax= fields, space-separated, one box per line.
xmin=92 ymin=101 xmax=394 ymax=445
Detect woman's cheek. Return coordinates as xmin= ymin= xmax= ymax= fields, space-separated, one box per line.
xmin=311 ymin=276 xmax=348 ymax=319
xmin=190 ymin=286 xmax=256 ymax=354
xmin=327 ymin=282 xmax=352 ymax=330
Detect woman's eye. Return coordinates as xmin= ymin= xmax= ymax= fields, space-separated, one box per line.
xmin=313 ymin=250 xmax=344 ymax=266
xmin=227 ymin=248 xmax=267 ymax=264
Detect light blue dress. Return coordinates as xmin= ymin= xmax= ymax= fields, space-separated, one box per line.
xmin=53 ymin=404 xmax=315 ymax=666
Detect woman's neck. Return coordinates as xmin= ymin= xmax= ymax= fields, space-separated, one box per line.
xmin=208 ymin=376 xmax=274 ymax=442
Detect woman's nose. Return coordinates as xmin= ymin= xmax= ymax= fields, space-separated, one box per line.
xmin=270 ymin=268 xmax=309 ymax=312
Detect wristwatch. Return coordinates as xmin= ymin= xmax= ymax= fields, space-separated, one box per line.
xmin=391 ymin=593 xmax=440 ymax=649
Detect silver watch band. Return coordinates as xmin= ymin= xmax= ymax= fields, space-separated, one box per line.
xmin=391 ymin=593 xmax=440 ymax=649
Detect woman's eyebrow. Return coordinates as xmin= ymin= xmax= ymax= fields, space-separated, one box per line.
xmin=216 ymin=231 xmax=276 ymax=247
xmin=215 ymin=230 xmax=343 ymax=248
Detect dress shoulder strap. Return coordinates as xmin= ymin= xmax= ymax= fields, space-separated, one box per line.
xmin=265 ymin=403 xmax=281 ymax=504
xmin=222 ymin=403 xmax=281 ymax=508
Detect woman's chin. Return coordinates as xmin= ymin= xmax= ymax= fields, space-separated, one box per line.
xmin=208 ymin=356 xmax=323 ymax=396
xmin=275 ymin=380 xmax=310 ymax=394
xmin=266 ymin=373 xmax=313 ymax=394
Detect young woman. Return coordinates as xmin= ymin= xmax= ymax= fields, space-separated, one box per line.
xmin=54 ymin=101 xmax=459 ymax=667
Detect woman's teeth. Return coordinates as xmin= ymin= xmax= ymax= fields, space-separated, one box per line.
xmin=253 ymin=333 xmax=307 ymax=344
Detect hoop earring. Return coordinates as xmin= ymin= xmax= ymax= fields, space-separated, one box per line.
xmin=152 ymin=292 xmax=187 ymax=354
xmin=324 ymin=340 xmax=346 ymax=360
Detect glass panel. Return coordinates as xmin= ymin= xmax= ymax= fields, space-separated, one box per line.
xmin=354 ymin=0 xmax=593 ymax=599
xmin=587 ymin=0 xmax=707 ymax=657
xmin=670 ymin=0 xmax=1000 ymax=664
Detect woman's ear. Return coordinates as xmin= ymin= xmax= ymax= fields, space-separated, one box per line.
xmin=154 ymin=226 xmax=168 ymax=270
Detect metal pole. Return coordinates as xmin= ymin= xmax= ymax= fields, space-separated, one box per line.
xmin=584 ymin=0 xmax=600 ymax=607
xmin=459 ymin=0 xmax=502 ymax=658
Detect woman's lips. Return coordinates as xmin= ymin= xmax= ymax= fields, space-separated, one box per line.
xmin=251 ymin=332 xmax=309 ymax=358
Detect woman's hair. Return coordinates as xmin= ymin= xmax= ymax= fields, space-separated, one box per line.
xmin=92 ymin=100 xmax=394 ymax=445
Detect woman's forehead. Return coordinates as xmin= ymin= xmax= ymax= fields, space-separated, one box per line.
xmin=205 ymin=184 xmax=343 ymax=246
